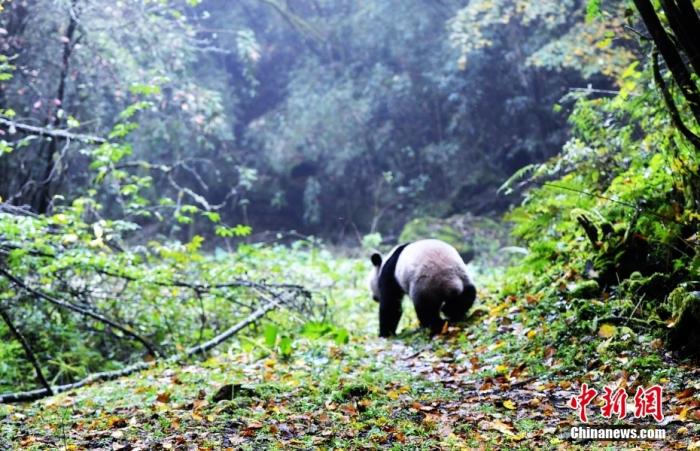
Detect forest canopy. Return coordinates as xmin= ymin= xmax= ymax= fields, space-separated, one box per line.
xmin=0 ymin=0 xmax=634 ymax=239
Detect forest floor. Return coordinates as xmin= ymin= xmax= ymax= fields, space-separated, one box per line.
xmin=2 ymin=260 xmax=700 ymax=450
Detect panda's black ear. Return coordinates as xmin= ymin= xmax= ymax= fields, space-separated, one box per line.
xmin=370 ymin=253 xmax=382 ymax=267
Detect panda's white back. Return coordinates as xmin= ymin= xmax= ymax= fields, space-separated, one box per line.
xmin=394 ymin=239 xmax=468 ymax=295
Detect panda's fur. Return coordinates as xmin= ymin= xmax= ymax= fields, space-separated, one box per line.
xmin=369 ymin=239 xmax=476 ymax=337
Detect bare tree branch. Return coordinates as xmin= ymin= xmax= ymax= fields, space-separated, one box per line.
xmin=185 ymin=298 xmax=280 ymax=356
xmin=0 ymin=117 xmax=106 ymax=144
xmin=633 ymin=0 xmax=700 ymax=126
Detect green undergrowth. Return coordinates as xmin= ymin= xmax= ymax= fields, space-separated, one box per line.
xmin=3 ymin=237 xmax=699 ymax=449
xmin=4 ymin=59 xmax=700 ymax=447
xmin=498 ymin=57 xmax=700 ymax=366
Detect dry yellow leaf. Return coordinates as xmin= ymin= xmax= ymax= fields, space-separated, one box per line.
xmin=489 ymin=420 xmax=515 ymax=436
xmin=512 ymin=431 xmax=527 ymax=441
xmin=598 ymin=323 xmax=616 ymax=338
xmin=503 ymin=400 xmax=516 ymax=410
xmin=495 ymin=364 xmax=509 ymax=374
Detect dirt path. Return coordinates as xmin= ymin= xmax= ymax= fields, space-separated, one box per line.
xmin=368 ymin=324 xmax=697 ymax=449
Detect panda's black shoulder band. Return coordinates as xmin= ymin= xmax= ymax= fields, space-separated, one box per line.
xmin=378 ymin=243 xmax=409 ymax=300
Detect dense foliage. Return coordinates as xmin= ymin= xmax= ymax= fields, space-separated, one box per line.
xmin=2 ymin=0 xmax=700 ymax=447
xmin=0 ymin=0 xmax=623 ymax=238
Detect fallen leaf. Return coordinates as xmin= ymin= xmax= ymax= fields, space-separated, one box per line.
xmin=503 ymin=400 xmax=517 ymax=410
xmin=528 ymin=398 xmax=541 ymax=408
xmin=677 ymin=388 xmax=695 ymax=400
xmin=512 ymin=431 xmax=527 ymax=441
xmin=495 ymin=364 xmax=509 ymax=374
xmin=107 ymin=417 xmax=127 ymax=429
xmin=598 ymin=324 xmax=616 ymax=338
xmin=481 ymin=419 xmax=515 ymax=436
xmin=156 ymin=391 xmax=171 ymax=403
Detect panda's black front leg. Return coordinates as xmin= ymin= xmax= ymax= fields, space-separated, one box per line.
xmin=379 ymin=297 xmax=402 ymax=337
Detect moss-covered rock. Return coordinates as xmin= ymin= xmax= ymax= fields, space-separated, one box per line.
xmin=665 ymin=286 xmax=700 ymax=355
xmin=568 ymin=280 xmax=600 ymax=299
xmin=399 ymin=216 xmax=473 ymax=260
xmin=617 ymin=272 xmax=672 ymax=302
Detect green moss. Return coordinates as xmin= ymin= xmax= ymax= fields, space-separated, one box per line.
xmin=568 ymin=280 xmax=599 ymax=298
xmin=668 ymin=287 xmax=700 ymax=322
xmin=335 ymin=382 xmax=370 ymax=401
xmin=666 ymin=286 xmax=700 ymax=354
xmin=618 ymin=272 xmax=671 ymax=301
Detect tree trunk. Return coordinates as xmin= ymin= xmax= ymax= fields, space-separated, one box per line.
xmin=633 ymin=0 xmax=700 ymax=126
xmin=35 ymin=3 xmax=78 ymax=213
xmin=659 ymin=0 xmax=700 ymax=77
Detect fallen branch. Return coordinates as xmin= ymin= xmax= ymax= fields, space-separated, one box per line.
xmin=0 ymin=267 xmax=159 ymax=357
xmin=0 ymin=361 xmax=154 ymax=403
xmin=185 ymin=298 xmax=280 ymax=355
xmin=0 ymin=203 xmax=40 ymax=218
xmin=0 ymin=117 xmax=106 ymax=143
xmin=0 ymin=298 xmax=281 ymax=403
xmin=0 ymin=306 xmax=53 ymax=395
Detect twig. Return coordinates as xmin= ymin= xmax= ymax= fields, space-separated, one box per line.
xmin=568 ymin=87 xmax=621 ymax=95
xmin=627 ymin=293 xmax=647 ymax=325
xmin=0 ymin=306 xmax=53 ymax=395
xmin=623 ymin=24 xmax=652 ymax=41
xmin=0 ymin=117 xmax=106 ymax=143
xmin=509 ymin=376 xmax=538 ymax=389
xmin=542 ymin=183 xmax=682 ymax=224
xmin=597 ymin=316 xmax=665 ymax=329
xmin=95 ymin=267 xmax=309 ymax=296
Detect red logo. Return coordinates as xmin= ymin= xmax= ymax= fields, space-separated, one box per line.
xmin=567 ymin=384 xmax=664 ymax=423
xmin=634 ymin=385 xmax=664 ymax=422
xmin=601 ymin=386 xmax=628 ymax=419
xmin=568 ymin=383 xmax=598 ymax=423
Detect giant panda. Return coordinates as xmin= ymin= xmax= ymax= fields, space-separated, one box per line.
xmin=368 ymin=239 xmax=476 ymax=337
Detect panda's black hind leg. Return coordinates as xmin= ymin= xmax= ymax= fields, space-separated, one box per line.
xmin=441 ymin=284 xmax=477 ymax=322
xmin=414 ymin=297 xmax=446 ymax=336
